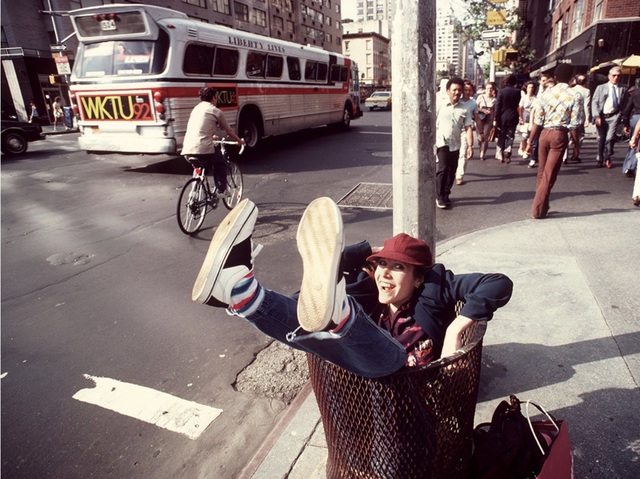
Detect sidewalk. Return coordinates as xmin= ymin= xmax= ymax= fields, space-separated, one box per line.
xmin=244 ymin=210 xmax=640 ymax=479
xmin=41 ymin=124 xmax=77 ymax=136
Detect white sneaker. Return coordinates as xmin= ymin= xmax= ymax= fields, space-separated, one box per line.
xmin=528 ymin=159 xmax=537 ymax=168
xmin=192 ymin=199 xmax=258 ymax=306
xmin=296 ymin=197 xmax=346 ymax=332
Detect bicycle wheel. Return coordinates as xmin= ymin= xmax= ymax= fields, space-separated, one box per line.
xmin=223 ymin=162 xmax=243 ymax=210
xmin=177 ymin=178 xmax=208 ymax=234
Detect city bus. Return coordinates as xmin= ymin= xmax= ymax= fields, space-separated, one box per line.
xmin=68 ymin=4 xmax=362 ymax=155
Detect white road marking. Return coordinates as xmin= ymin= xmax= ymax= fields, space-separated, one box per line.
xmin=73 ymin=374 xmax=222 ymax=440
xmin=358 ymin=130 xmax=392 ymax=135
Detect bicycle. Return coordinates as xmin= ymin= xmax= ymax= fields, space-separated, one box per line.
xmin=176 ymin=140 xmax=244 ymax=235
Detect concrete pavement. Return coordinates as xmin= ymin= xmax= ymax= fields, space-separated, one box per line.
xmin=243 ymin=209 xmax=640 ymax=479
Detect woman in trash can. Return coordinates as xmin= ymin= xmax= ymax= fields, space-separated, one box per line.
xmin=192 ymin=197 xmax=513 ymax=378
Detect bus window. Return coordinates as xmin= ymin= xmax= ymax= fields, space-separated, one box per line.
xmin=266 ymin=55 xmax=283 ymax=78
xmin=305 ymin=61 xmax=317 ymax=81
xmin=77 ymin=39 xmax=160 ymax=77
xmin=316 ymin=63 xmax=328 ymax=82
xmin=340 ymin=66 xmax=348 ymax=82
xmin=247 ymin=52 xmax=266 ymax=78
xmin=214 ymin=48 xmax=239 ymax=76
xmin=330 ymin=64 xmax=340 ymax=82
xmin=287 ymin=57 xmax=301 ymax=80
xmin=184 ymin=44 xmax=215 ymax=75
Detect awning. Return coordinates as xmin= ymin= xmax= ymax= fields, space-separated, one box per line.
xmin=589 ymin=54 xmax=640 ymax=73
xmin=621 ymin=54 xmax=640 ymax=68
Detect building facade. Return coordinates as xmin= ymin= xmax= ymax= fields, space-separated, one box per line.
xmin=1 ymin=0 xmax=345 ymax=124
xmin=522 ymin=0 xmax=640 ymax=83
xmin=342 ymin=31 xmax=389 ymax=88
xmin=435 ymin=13 xmax=463 ymax=78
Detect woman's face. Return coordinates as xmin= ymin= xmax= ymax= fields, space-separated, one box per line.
xmin=527 ymin=84 xmax=535 ymax=95
xmin=485 ymin=84 xmax=496 ymax=97
xmin=374 ymin=258 xmax=421 ymax=312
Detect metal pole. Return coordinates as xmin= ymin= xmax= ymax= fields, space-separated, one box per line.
xmin=391 ymin=0 xmax=436 ymax=251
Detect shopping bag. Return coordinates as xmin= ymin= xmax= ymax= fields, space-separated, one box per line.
xmin=488 ymin=126 xmax=497 ymax=142
xmin=525 ymin=401 xmax=573 ymax=479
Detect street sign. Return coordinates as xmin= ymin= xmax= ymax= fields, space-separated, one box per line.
xmin=487 ymin=10 xmax=507 ymax=26
xmin=481 ymin=29 xmax=507 ymax=40
xmin=54 ymin=55 xmax=71 ymax=75
xmin=50 ymin=44 xmax=67 ymax=52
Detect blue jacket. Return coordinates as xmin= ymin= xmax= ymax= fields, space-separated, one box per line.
xmin=341 ymin=241 xmax=514 ymax=358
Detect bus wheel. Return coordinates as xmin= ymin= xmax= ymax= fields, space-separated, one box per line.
xmin=239 ymin=114 xmax=262 ymax=150
xmin=337 ymin=105 xmax=352 ymax=131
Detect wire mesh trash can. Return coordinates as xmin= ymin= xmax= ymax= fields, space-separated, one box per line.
xmin=307 ymin=319 xmax=487 ymax=479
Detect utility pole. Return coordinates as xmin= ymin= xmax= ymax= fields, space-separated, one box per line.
xmin=390 ymin=1 xmax=436 ymax=251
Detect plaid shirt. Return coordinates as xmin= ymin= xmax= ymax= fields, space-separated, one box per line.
xmin=534 ymin=82 xmax=584 ymax=130
xmin=376 ymin=303 xmax=435 ymax=367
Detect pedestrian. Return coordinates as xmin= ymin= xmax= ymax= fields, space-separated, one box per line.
xmin=525 ymin=63 xmax=585 ymax=219
xmin=455 ymin=80 xmax=483 ymax=186
xmin=28 ymin=100 xmax=40 ymax=124
xmin=52 ymin=97 xmax=63 ymax=131
xmin=565 ymin=74 xmax=591 ymax=163
xmin=591 ymin=66 xmax=629 ymax=168
xmin=628 ymin=117 xmax=640 ymax=206
xmin=621 ymin=85 xmax=640 ymax=177
xmin=435 ymin=77 xmax=473 ymax=209
xmin=191 ymin=197 xmax=513 ymax=378
xmin=493 ymin=74 xmax=521 ymax=163
xmin=182 ymin=87 xmax=245 ymax=196
xmin=476 ymin=81 xmax=497 ymax=161
xmin=518 ymin=81 xmax=537 ymax=159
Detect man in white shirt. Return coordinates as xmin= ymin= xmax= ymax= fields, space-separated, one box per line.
xmin=182 ymin=87 xmax=245 ymax=194
xmin=435 ymin=77 xmax=473 ymax=209
xmin=591 ymin=66 xmax=628 ymax=168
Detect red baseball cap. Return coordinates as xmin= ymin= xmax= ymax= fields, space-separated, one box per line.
xmin=366 ymin=233 xmax=434 ymax=267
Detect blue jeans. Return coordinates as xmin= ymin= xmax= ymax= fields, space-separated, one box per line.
xmin=239 ymin=289 xmax=407 ymax=378
xmin=623 ymin=114 xmax=640 ymax=173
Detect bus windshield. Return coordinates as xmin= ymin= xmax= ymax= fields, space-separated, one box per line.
xmin=75 ymin=37 xmax=168 ymax=78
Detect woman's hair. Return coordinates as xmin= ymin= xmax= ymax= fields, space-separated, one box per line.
xmin=199 ymin=87 xmax=217 ymax=102
xmin=463 ymin=80 xmax=476 ymax=94
xmin=484 ymin=82 xmax=497 ymax=93
xmin=525 ymin=81 xmax=537 ymax=95
xmin=54 ymin=96 xmax=61 ymax=102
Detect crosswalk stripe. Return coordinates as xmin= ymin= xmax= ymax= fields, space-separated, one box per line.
xmin=73 ymin=374 xmax=222 ymax=440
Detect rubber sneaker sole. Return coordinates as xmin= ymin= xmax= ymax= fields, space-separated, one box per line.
xmin=296 ymin=197 xmax=345 ymax=332
xmin=192 ymin=198 xmax=257 ymax=305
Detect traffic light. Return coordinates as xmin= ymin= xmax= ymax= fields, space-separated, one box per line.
xmin=492 ymin=49 xmax=518 ymax=65
xmin=49 ymin=74 xmax=63 ymax=85
xmin=504 ymin=49 xmax=518 ymax=62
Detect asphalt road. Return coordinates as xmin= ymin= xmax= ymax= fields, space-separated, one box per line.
xmin=1 ymin=112 xmax=635 ymax=478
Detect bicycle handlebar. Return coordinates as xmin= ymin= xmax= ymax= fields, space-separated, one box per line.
xmin=212 ymin=140 xmax=245 ymax=155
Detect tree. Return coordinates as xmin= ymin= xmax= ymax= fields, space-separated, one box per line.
xmin=451 ymin=1 xmax=535 ymax=74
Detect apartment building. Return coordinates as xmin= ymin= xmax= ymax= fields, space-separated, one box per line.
xmin=1 ymin=0 xmax=345 ymax=123
xmin=342 ymin=30 xmax=389 ymax=87
xmin=522 ymin=0 xmax=640 ymax=80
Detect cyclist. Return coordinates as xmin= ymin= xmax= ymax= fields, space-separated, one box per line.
xmin=182 ymin=87 xmax=245 ymax=196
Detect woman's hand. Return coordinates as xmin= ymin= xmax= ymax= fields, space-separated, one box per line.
xmin=441 ymin=315 xmax=474 ymax=358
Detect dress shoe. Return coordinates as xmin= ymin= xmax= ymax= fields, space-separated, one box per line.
xmin=605 ymin=159 xmax=613 ymax=169
xmin=596 ymin=161 xmax=603 ymax=168
xmin=634 ymin=196 xmax=640 ymax=207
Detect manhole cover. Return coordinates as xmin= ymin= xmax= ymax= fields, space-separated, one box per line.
xmin=337 ymin=182 xmax=392 ymax=210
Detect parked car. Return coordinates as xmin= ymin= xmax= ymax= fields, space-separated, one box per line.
xmin=365 ymin=91 xmax=392 ymax=111
xmin=1 ymin=116 xmax=46 ymax=155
